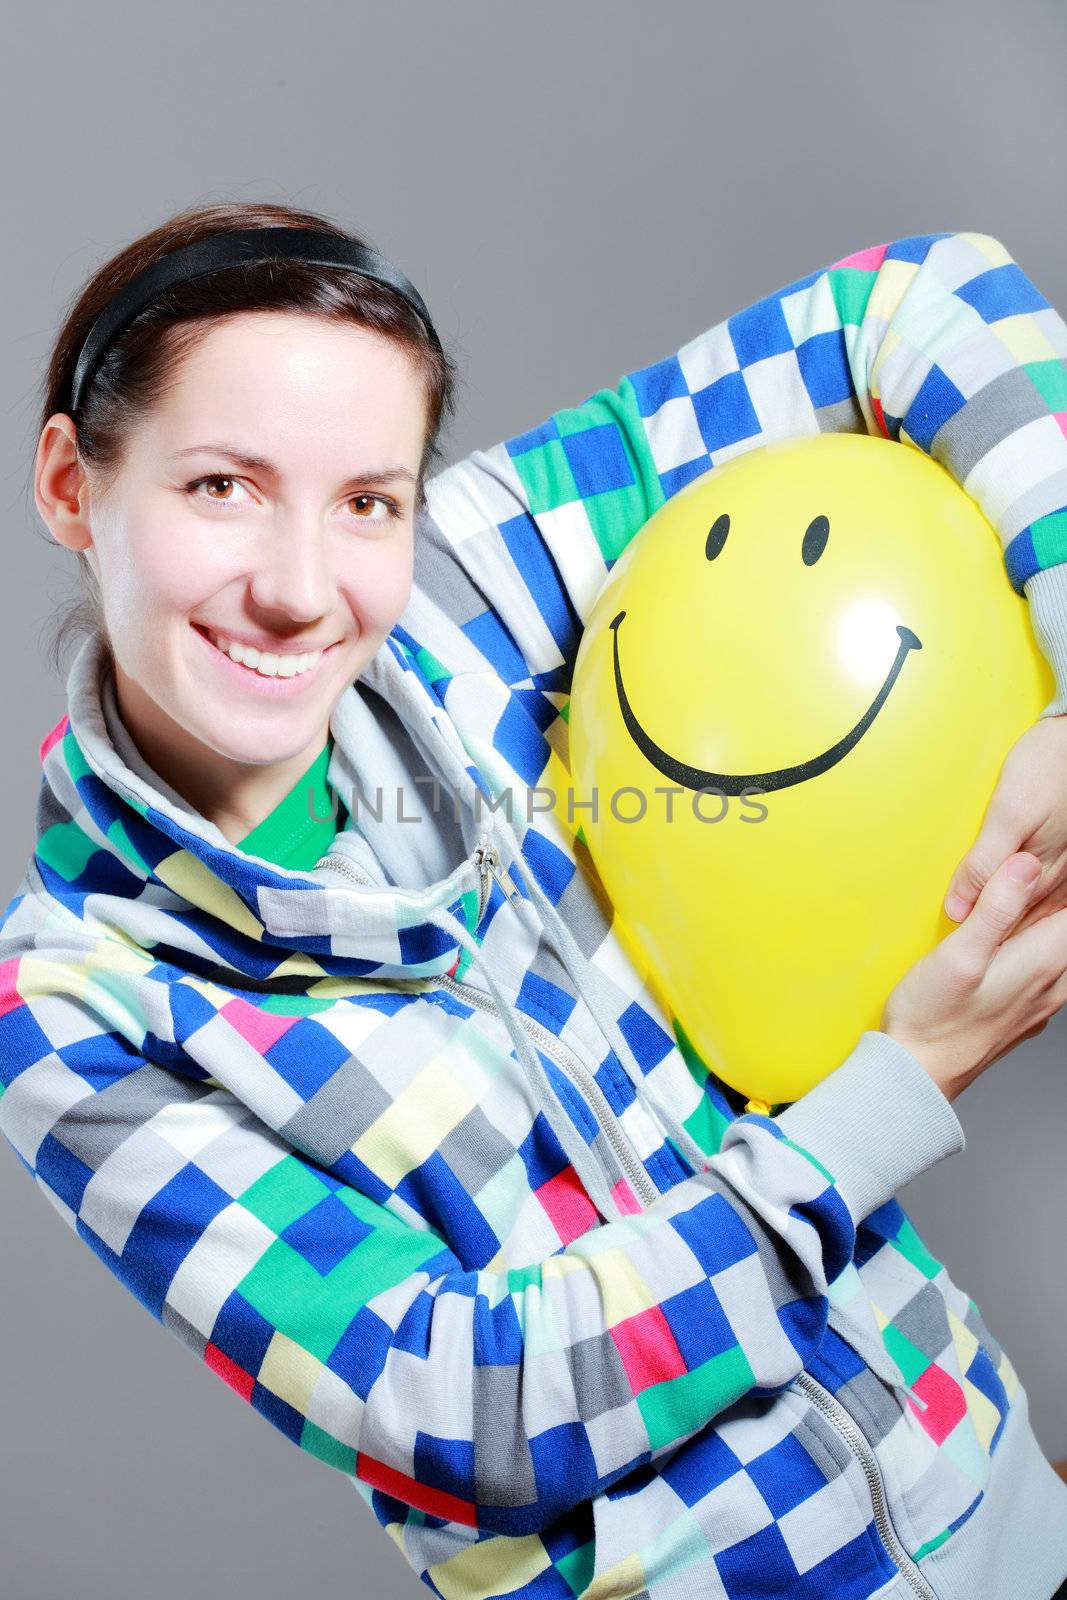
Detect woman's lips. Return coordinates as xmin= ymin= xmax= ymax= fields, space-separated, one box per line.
xmin=191 ymin=622 xmax=340 ymax=697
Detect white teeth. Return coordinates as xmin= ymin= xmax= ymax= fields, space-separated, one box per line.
xmin=206 ymin=630 xmax=322 ymax=679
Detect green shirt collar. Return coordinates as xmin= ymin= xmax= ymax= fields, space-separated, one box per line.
xmin=237 ymin=738 xmax=347 ymax=870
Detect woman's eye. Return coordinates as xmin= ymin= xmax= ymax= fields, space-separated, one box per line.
xmin=186 ymin=474 xmax=249 ymax=505
xmin=347 ymin=493 xmax=401 ymax=521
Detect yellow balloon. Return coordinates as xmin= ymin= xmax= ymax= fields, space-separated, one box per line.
xmin=565 ymin=433 xmax=1054 ymax=1111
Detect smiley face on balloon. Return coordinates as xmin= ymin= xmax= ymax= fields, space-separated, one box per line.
xmin=567 ymin=433 xmax=1053 ymax=1108
xmin=609 ymin=594 xmax=922 ymax=798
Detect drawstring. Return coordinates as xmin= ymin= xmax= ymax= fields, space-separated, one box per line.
xmin=496 ymin=830 xmax=713 ymax=1179
xmin=421 ymin=898 xmax=624 ymax=1221
xmin=428 ymin=806 xmax=713 ymax=1203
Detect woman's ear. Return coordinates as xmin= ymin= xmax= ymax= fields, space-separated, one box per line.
xmin=35 ymin=413 xmax=95 ymax=558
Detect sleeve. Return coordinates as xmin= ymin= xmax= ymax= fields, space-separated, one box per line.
xmin=0 ymin=948 xmax=964 ymax=1537
xmin=419 ymin=230 xmax=1067 ymax=717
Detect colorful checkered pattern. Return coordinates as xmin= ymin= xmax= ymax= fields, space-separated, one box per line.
xmin=2 ymin=231 xmax=1067 ymax=1599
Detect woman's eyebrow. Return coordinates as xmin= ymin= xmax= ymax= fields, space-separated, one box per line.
xmin=167 ymin=443 xmax=417 ymax=487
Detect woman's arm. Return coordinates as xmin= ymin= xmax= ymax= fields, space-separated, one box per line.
xmin=0 ymin=942 xmax=962 ymax=1537
xmin=419 ymin=231 xmax=1067 ymax=713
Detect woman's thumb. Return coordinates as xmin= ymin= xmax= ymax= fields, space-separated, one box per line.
xmin=945 ymin=815 xmax=1025 ymax=921
xmin=956 ymin=852 xmax=1042 ymax=963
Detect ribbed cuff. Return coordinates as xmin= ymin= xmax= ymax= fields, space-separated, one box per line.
xmin=1024 ymin=564 xmax=1067 ymax=718
xmin=771 ymin=1030 xmax=965 ymax=1223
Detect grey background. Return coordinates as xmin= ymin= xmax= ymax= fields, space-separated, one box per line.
xmin=2 ymin=2 xmax=1065 ymax=1596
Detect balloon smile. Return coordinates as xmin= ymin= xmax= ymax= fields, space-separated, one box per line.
xmin=608 ymin=610 xmax=923 ymax=794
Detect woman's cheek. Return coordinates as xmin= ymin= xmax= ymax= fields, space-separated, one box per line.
xmin=139 ymin=522 xmax=242 ymax=610
xmin=352 ymin=536 xmax=414 ymax=632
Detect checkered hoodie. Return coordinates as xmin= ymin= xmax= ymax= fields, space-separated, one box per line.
xmin=3 ymin=232 xmax=1067 ymax=1600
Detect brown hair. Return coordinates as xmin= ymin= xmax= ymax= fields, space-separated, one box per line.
xmin=35 ymin=200 xmax=459 ymax=676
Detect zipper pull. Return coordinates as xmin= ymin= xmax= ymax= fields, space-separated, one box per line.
xmin=480 ymin=843 xmax=523 ymax=906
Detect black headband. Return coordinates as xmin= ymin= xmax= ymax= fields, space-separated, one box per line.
xmin=68 ymin=226 xmax=442 ymax=416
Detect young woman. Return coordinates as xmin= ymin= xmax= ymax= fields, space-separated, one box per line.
xmin=3 ymin=200 xmax=1067 ymax=1600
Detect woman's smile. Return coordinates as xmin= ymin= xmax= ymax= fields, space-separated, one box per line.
xmin=191 ymin=620 xmax=344 ymax=697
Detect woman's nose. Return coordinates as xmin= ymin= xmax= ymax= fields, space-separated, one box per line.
xmin=247 ymin=523 xmax=336 ymax=620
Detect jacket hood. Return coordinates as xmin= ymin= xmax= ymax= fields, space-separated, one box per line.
xmin=33 ymin=626 xmax=713 ymax=1218
xmin=36 ymin=626 xmax=499 ymax=984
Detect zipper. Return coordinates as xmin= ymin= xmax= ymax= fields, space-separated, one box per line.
xmin=315 ymin=839 xmax=521 ymax=909
xmin=313 ymin=851 xmax=376 ymax=885
xmin=472 ymin=840 xmax=522 ymax=918
xmin=792 ymin=1370 xmax=938 ymax=1600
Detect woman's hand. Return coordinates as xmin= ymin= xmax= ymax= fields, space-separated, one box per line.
xmin=944 ymin=717 xmax=1067 ymax=937
xmin=881 ymin=851 xmax=1067 ymax=1103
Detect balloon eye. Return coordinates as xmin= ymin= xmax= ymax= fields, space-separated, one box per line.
xmin=802 ymin=514 xmax=830 ymax=566
xmin=705 ymin=512 xmax=730 ymax=561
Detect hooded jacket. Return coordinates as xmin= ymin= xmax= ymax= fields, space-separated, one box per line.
xmin=3 ymin=230 xmax=1067 ymax=1600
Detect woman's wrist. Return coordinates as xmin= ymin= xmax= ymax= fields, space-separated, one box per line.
xmin=880 ymin=1024 xmax=961 ymax=1104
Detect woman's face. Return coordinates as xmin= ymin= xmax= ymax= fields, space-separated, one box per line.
xmin=40 ymin=312 xmax=429 ymax=835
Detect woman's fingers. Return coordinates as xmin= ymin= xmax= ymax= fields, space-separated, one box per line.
xmin=1005 ymin=871 xmax=1067 ymax=938
xmin=945 ymin=807 xmax=1029 ymax=922
xmin=883 ymin=855 xmax=1067 ymax=1100
xmin=946 ymin=853 xmax=1043 ymax=973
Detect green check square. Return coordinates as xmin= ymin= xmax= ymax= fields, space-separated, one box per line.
xmin=510 ymin=438 xmax=580 ymax=515
xmin=827 ymin=267 xmax=877 ymax=327
xmin=1025 ymin=359 xmax=1067 ymax=412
